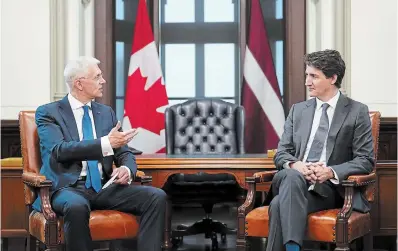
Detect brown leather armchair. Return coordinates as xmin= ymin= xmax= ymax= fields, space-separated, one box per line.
xmin=19 ymin=111 xmax=152 ymax=251
xmin=237 ymin=111 xmax=381 ymax=251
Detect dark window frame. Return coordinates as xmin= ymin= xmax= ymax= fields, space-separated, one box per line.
xmin=95 ymin=0 xmax=306 ymax=115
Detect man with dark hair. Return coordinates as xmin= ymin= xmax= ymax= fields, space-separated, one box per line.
xmin=266 ymin=49 xmax=374 ymax=251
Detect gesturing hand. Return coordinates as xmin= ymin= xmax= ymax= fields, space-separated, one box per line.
xmin=111 ymin=167 xmax=130 ymax=185
xmin=108 ymin=121 xmax=138 ymax=148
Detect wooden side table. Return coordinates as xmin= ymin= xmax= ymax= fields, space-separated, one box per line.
xmin=1 ymin=158 xmax=28 ymax=251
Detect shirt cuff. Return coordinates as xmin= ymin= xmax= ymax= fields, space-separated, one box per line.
xmin=100 ymin=136 xmax=114 ymax=157
xmin=283 ymin=161 xmax=292 ymax=169
xmin=121 ymin=166 xmax=132 ymax=185
xmin=329 ymin=167 xmax=339 ymax=184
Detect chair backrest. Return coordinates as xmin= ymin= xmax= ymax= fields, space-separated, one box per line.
xmin=369 ymin=111 xmax=381 ymax=162
xmin=165 ymin=99 xmax=245 ymax=154
xmin=19 ymin=111 xmax=42 ymax=205
xmin=366 ymin=111 xmax=381 ymax=202
xmin=19 ymin=111 xmax=42 ymax=174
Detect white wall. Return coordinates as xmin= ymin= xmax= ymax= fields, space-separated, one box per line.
xmin=0 ymin=0 xmax=94 ymax=120
xmin=1 ymin=0 xmax=51 ymax=120
xmin=350 ymin=0 xmax=397 ymax=117
xmin=1 ymin=0 xmax=397 ymax=119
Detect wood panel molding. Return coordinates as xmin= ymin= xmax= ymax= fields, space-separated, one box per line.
xmin=378 ymin=117 xmax=397 ymax=161
xmin=373 ymin=161 xmax=397 ymax=236
xmin=1 ymin=120 xmax=21 ymax=158
xmin=2 ymin=118 xmax=397 ymax=160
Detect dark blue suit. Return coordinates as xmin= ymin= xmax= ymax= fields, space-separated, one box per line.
xmin=33 ymin=95 xmax=166 ymax=251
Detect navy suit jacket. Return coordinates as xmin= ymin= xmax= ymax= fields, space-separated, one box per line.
xmin=32 ymin=95 xmax=137 ymax=211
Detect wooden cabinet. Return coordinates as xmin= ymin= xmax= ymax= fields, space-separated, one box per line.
xmin=1 ymin=158 xmax=28 ymax=251
xmin=1 ymin=159 xmax=27 ymax=238
xmin=373 ymin=161 xmax=397 ymax=236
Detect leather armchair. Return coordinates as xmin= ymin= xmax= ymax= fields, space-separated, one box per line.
xmin=164 ymin=99 xmax=245 ymax=250
xmin=19 ymin=111 xmax=152 ymax=251
xmin=237 ymin=111 xmax=381 ymax=251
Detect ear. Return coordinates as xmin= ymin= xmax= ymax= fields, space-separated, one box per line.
xmin=330 ymin=74 xmax=338 ymax=85
xmin=74 ymin=79 xmax=84 ymax=91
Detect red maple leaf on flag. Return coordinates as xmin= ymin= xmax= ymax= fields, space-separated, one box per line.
xmin=124 ymin=68 xmax=168 ymax=135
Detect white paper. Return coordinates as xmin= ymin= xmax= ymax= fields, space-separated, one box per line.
xmin=102 ymin=175 xmax=117 ymax=189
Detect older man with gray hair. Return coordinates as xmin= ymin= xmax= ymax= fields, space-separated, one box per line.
xmin=32 ymin=56 xmax=166 ymax=251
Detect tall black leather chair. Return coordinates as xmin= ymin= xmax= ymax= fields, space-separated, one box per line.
xmin=164 ymin=99 xmax=245 ymax=249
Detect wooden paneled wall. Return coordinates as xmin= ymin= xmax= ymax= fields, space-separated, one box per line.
xmin=2 ymin=118 xmax=396 ymax=160
xmin=1 ymin=117 xmax=397 ymax=251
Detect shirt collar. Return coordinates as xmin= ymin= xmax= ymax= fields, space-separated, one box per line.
xmin=315 ymin=90 xmax=340 ymax=110
xmin=67 ymin=93 xmax=92 ymax=111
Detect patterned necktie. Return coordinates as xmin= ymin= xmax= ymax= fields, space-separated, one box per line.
xmin=82 ymin=105 xmax=101 ymax=192
xmin=306 ymin=103 xmax=330 ymax=162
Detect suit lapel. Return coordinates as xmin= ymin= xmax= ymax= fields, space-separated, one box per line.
xmin=298 ymin=99 xmax=316 ymax=160
xmin=91 ymin=102 xmax=103 ymax=137
xmin=326 ymin=94 xmax=351 ymax=163
xmin=58 ymin=95 xmax=80 ymax=141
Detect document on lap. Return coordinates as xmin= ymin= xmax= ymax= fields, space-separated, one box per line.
xmin=102 ymin=175 xmax=117 ymax=189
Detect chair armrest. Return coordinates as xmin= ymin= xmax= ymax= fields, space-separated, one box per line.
xmin=22 ymin=172 xmax=52 ymax=187
xmin=338 ymin=172 xmax=376 ymax=221
xmin=38 ymin=186 xmax=57 ymax=221
xmin=252 ymin=170 xmax=278 ymax=183
xmin=238 ymin=170 xmax=277 ymax=216
xmin=134 ymin=170 xmax=152 ymax=184
xmin=22 ymin=172 xmax=56 ymax=221
xmin=343 ymin=172 xmax=376 ymax=187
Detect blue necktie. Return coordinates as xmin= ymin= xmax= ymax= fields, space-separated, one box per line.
xmin=82 ymin=105 xmax=101 ymax=192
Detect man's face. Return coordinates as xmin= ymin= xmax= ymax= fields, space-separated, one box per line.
xmin=75 ymin=65 xmax=106 ymax=99
xmin=305 ymin=65 xmax=337 ymax=99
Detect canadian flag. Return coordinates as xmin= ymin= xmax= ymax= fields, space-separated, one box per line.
xmin=241 ymin=0 xmax=285 ymax=153
xmin=122 ymin=0 xmax=168 ymax=153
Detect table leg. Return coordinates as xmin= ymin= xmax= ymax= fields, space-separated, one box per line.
xmin=162 ymin=197 xmax=172 ymax=250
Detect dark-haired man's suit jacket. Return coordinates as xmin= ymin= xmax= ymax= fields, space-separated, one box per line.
xmin=273 ymin=94 xmax=374 ymax=213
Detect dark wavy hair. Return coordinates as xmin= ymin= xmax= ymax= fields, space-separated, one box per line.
xmin=304 ymin=50 xmax=346 ymax=88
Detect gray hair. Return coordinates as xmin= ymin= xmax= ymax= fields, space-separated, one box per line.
xmin=64 ymin=56 xmax=100 ymax=90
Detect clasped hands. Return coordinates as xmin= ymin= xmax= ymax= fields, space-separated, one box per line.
xmin=291 ymin=161 xmax=334 ymax=184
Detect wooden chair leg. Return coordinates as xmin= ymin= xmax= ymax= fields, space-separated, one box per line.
xmin=363 ymin=232 xmax=373 ymax=251
xmin=2 ymin=238 xmax=8 ymax=251
xmin=236 ymin=236 xmax=250 ymax=251
xmin=26 ymin=235 xmax=38 ymax=251
xmin=334 ymin=219 xmax=350 ymax=251
xmin=44 ymin=243 xmax=60 ymax=251
xmin=334 ymin=245 xmax=350 ymax=251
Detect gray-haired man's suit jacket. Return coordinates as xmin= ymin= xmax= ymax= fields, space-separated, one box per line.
xmin=273 ymin=93 xmax=375 ymax=213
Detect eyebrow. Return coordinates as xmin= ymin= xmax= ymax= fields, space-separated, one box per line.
xmin=305 ymin=73 xmax=319 ymax=77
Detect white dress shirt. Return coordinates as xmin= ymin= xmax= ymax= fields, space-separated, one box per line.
xmin=68 ymin=94 xmax=131 ymax=181
xmin=284 ymin=91 xmax=340 ymax=184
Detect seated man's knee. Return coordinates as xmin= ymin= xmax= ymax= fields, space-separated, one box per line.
xmin=64 ymin=200 xmax=90 ymax=218
xmin=148 ymin=187 xmax=167 ymax=205
xmin=272 ymin=168 xmax=306 ymax=186
xmin=269 ymin=195 xmax=280 ymax=210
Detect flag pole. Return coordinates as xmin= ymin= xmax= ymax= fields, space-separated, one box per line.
xmin=239 ymin=0 xmax=251 ymax=105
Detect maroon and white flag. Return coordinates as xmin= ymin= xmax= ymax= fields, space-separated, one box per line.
xmin=241 ymin=0 xmax=285 ymax=153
